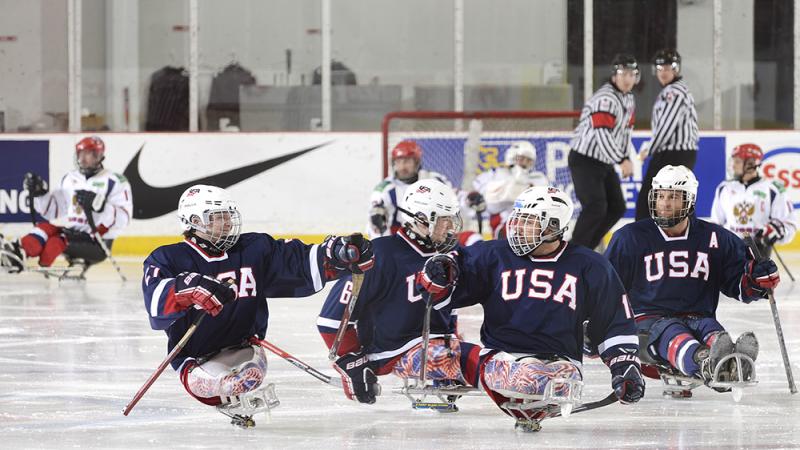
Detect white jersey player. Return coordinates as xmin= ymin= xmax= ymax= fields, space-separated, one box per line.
xmin=9 ymin=136 xmax=133 ymax=269
xmin=710 ymin=143 xmax=797 ymax=257
xmin=472 ymin=141 xmax=549 ymax=239
xmin=367 ymin=140 xmax=453 ymax=239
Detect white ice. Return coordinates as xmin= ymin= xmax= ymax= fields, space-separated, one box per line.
xmin=1 ymin=256 xmax=800 ymax=449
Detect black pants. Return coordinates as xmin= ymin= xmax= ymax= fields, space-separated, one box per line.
xmin=634 ymin=150 xmax=698 ymax=221
xmin=62 ymin=229 xmax=112 ymax=265
xmin=568 ymin=151 xmax=626 ymax=250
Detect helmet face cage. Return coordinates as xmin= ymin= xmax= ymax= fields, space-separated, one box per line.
xmin=409 ymin=211 xmax=463 ymax=253
xmin=188 ymin=207 xmax=242 ymax=253
xmin=506 ymin=211 xmax=564 ymax=257
xmin=648 ymin=188 xmax=696 ymax=228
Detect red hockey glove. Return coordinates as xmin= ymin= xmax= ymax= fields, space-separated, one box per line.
xmin=756 ymin=219 xmax=786 ymax=247
xmin=333 ymin=352 xmax=380 ymax=404
xmin=174 ymin=272 xmax=238 ymax=317
xmin=416 ymin=254 xmax=459 ymax=301
xmin=324 ymin=233 xmax=375 ymax=274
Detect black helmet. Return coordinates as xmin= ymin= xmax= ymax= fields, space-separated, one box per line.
xmin=653 ymin=49 xmax=681 ymax=72
xmin=611 ymin=54 xmax=639 ymax=74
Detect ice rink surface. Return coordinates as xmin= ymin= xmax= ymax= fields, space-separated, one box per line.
xmin=2 ymin=256 xmax=800 ymax=450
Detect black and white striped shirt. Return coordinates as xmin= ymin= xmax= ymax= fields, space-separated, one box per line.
xmin=570 ymin=82 xmax=635 ymax=165
xmin=650 ymin=78 xmax=698 ymax=153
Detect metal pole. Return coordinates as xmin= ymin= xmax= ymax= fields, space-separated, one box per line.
xmin=454 ymin=0 xmax=464 ymax=113
xmin=68 ymin=0 xmax=83 ymax=132
xmin=321 ymin=0 xmax=331 ymax=131
xmin=189 ymin=0 xmax=198 ymax=132
xmin=583 ymin=0 xmax=593 ymax=102
xmin=713 ymin=0 xmax=722 ymax=130
xmin=795 ymin=0 xmax=800 ymax=129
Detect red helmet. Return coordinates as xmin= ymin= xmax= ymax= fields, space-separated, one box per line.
xmin=76 ymin=136 xmax=106 ymax=158
xmin=391 ymin=140 xmax=422 ymax=162
xmin=732 ymin=143 xmax=763 ymax=163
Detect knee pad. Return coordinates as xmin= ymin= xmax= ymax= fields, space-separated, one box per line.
xmin=481 ymin=352 xmax=582 ymax=399
xmin=21 ymin=223 xmax=61 ymax=257
xmin=183 ymin=346 xmax=268 ymax=402
xmin=392 ymin=337 xmax=464 ymax=382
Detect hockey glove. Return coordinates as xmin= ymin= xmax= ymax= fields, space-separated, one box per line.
xmin=416 ymin=254 xmax=459 ymax=301
xmin=23 ymin=172 xmax=48 ymax=198
xmin=466 ymin=191 xmax=487 ymax=213
xmin=333 ymin=352 xmax=380 ymax=404
xmin=75 ymin=189 xmax=105 ymax=212
xmin=742 ymin=259 xmax=780 ymax=300
xmin=608 ymin=356 xmax=645 ymax=404
xmin=369 ymin=203 xmax=388 ymax=234
xmin=173 ymin=272 xmax=238 ymax=317
xmin=756 ymin=219 xmax=786 ymax=247
xmin=324 ymin=233 xmax=375 ymax=274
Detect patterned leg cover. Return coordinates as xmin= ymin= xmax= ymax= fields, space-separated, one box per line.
xmin=21 ymin=222 xmax=65 ymax=267
xmin=180 ymin=346 xmax=268 ymax=405
xmin=391 ymin=337 xmax=465 ymax=382
xmin=480 ymin=352 xmax=582 ymax=420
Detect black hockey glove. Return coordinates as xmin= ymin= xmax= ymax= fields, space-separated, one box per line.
xmin=608 ymin=355 xmax=645 ymax=404
xmin=466 ymin=191 xmax=487 ymax=213
xmin=174 ymin=272 xmax=238 ymax=317
xmin=75 ymin=189 xmax=102 ymax=212
xmin=333 ymin=352 xmax=380 ymax=404
xmin=416 ymin=254 xmax=459 ymax=301
xmin=756 ymin=219 xmax=786 ymax=247
xmin=369 ymin=203 xmax=388 ymax=234
xmin=23 ymin=172 xmax=48 ymax=198
xmin=324 ymin=233 xmax=375 ymax=274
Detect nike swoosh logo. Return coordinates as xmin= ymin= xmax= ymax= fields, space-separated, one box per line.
xmin=124 ymin=142 xmax=330 ymax=219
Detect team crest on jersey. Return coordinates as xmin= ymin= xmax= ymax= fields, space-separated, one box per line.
xmin=733 ymin=201 xmax=755 ymax=225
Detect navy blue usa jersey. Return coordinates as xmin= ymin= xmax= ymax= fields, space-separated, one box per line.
xmin=143 ymin=233 xmax=327 ymax=369
xmin=605 ymin=216 xmax=756 ymax=318
xmin=450 ymin=240 xmax=638 ymax=363
xmin=318 ymin=230 xmax=456 ymax=362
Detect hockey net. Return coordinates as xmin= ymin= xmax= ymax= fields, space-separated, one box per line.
xmin=381 ymin=111 xmax=580 ymax=194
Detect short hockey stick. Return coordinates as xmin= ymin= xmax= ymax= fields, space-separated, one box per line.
xmin=745 ymin=236 xmax=797 ymax=394
xmin=772 ymin=246 xmax=795 ymax=282
xmin=123 ymin=313 xmax=206 ymax=415
xmin=328 ymin=272 xmax=365 ymax=360
xmin=548 ymin=392 xmax=618 ymax=418
xmin=253 ymin=338 xmax=341 ymax=387
xmin=84 ymin=208 xmax=127 ymax=282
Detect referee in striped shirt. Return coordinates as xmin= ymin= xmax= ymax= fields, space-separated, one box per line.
xmin=568 ymin=54 xmax=638 ymax=250
xmin=635 ymin=49 xmax=699 ymax=221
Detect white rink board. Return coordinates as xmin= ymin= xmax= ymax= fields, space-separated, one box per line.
xmin=1 ymin=133 xmax=381 ymax=236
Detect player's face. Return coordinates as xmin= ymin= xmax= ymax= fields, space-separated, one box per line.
xmin=613 ymin=69 xmax=638 ymax=93
xmin=77 ymin=149 xmax=101 ymax=170
xmin=393 ymin=157 xmax=419 ymax=180
xmin=513 ymin=155 xmax=534 ymax=170
xmin=655 ymin=64 xmax=677 ymax=86
xmin=732 ymin=157 xmax=745 ymax=177
xmin=508 ymin=213 xmax=541 ymax=241
xmin=429 ymin=215 xmax=459 ymax=244
xmin=654 ymin=189 xmax=685 ymax=219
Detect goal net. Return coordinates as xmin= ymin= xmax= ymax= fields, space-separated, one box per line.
xmin=381 ymin=110 xmax=580 ymax=214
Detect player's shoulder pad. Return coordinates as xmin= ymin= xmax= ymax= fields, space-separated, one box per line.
xmin=374 ymin=179 xmax=392 ymax=193
xmin=770 ymin=180 xmax=787 ymax=194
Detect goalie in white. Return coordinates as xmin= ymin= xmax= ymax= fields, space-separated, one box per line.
xmin=471 ymin=141 xmax=549 ymax=239
xmin=710 ymin=143 xmax=797 ymax=257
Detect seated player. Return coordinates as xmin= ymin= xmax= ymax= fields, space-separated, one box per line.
xmin=319 ymin=179 xmax=477 ymax=407
xmin=605 ymin=165 xmax=779 ymax=394
xmin=710 ymin=143 xmax=797 ymax=258
xmin=417 ymin=186 xmax=643 ymax=431
xmin=1 ymin=136 xmax=132 ymax=272
xmin=141 ymin=184 xmax=374 ymax=426
xmin=472 ymin=141 xmax=548 ymax=239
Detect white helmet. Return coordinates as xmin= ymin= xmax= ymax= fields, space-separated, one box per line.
xmin=178 ymin=184 xmax=242 ymax=253
xmin=648 ymin=165 xmax=698 ymax=228
xmin=400 ymin=179 xmax=462 ymax=252
xmin=506 ymin=186 xmax=574 ymax=256
xmin=504 ymin=141 xmax=537 ymax=169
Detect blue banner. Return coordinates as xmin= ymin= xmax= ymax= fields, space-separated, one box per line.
xmin=419 ymin=135 xmax=727 ymax=218
xmin=0 ymin=140 xmax=49 ymax=222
